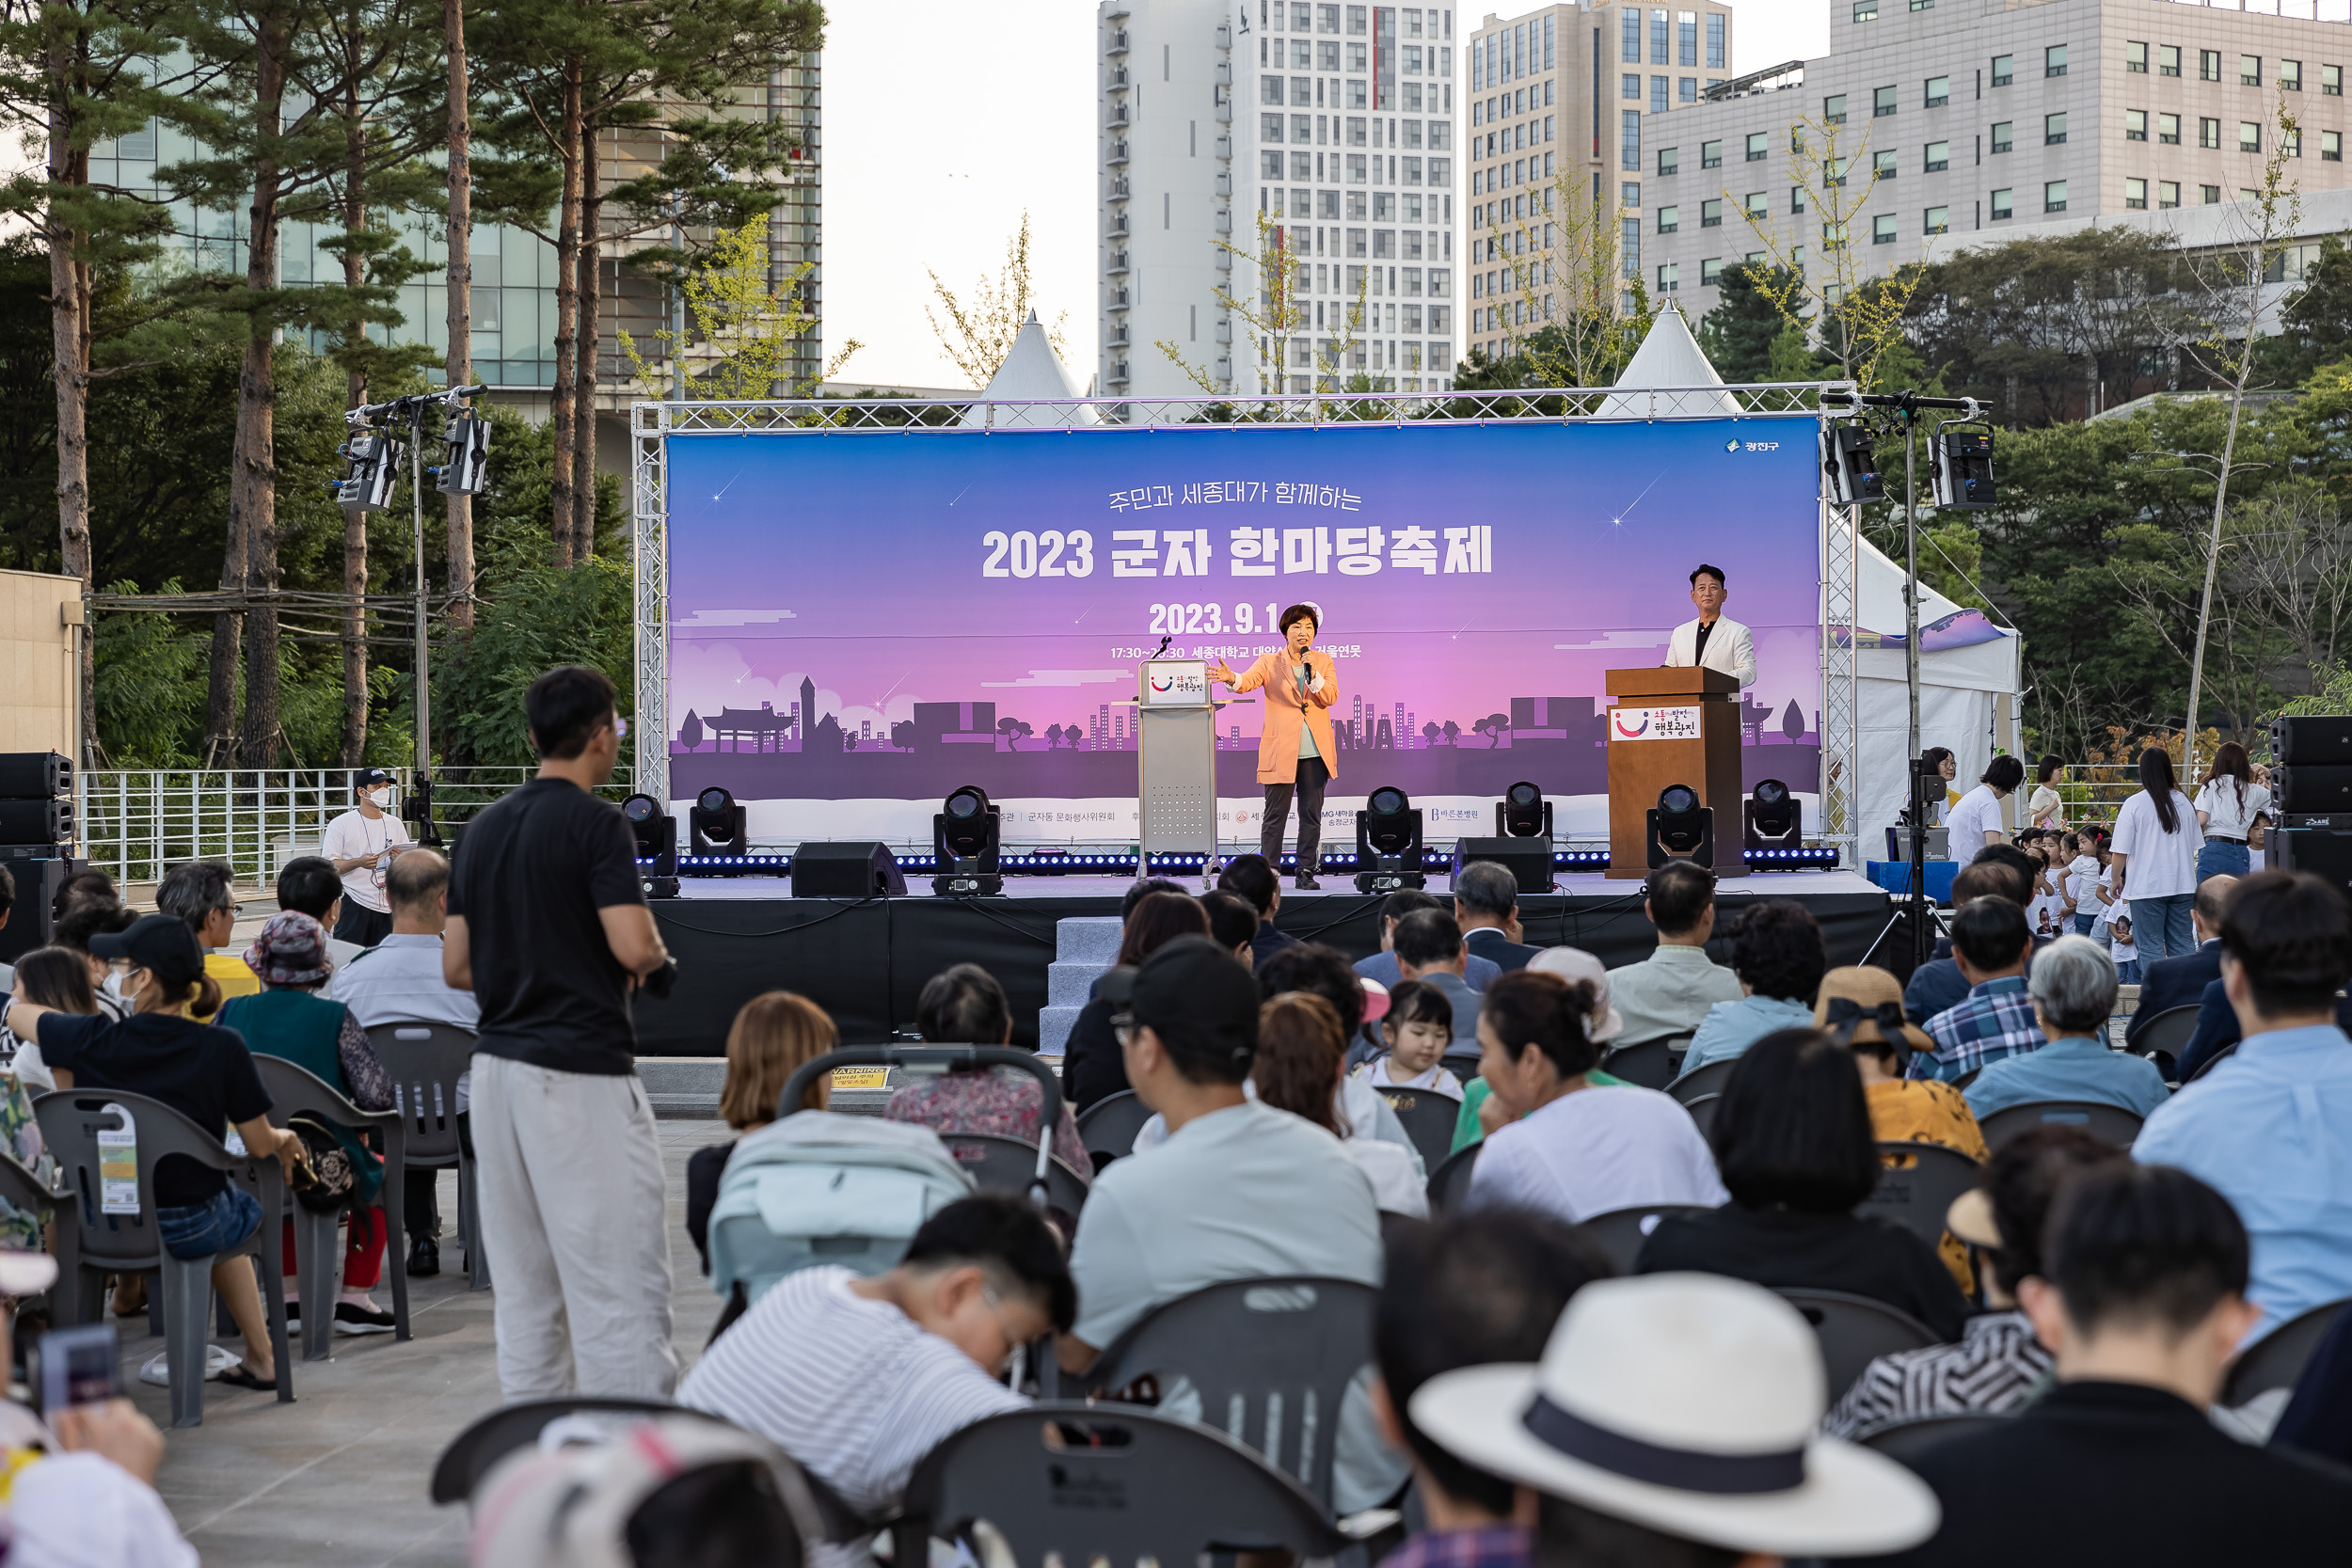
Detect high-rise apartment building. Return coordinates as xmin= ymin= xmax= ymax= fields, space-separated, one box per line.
xmin=1100 ymin=0 xmax=1460 ymax=401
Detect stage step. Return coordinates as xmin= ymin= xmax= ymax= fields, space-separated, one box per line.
xmin=1057 ymin=916 xmax=1125 ymax=964
xmin=1040 ymin=916 xmax=1124 ymax=1055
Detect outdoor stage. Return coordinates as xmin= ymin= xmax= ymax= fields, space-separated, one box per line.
xmin=632 ymin=869 xmax=1892 ymax=1054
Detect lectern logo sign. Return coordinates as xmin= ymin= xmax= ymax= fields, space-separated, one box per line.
xmin=1144 ymin=661 xmax=1209 ymax=705
xmin=1611 ymin=705 xmax=1704 ymax=742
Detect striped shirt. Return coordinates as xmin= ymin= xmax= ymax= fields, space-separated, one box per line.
xmin=1819 ymin=1309 xmax=2052 ymax=1440
xmin=676 ymin=1266 xmax=1025 ymax=1548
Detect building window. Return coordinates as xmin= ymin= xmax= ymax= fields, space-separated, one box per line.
xmin=1348 ymin=226 xmax=1367 ymax=253
xmin=2159 ymin=112 xmax=2180 ymax=145
xmin=1623 ymin=181 xmax=1643 ymax=205
xmin=1991 ymin=186 xmax=2012 ymax=218
xmin=1622 ymin=216 xmax=1641 ymax=277
xmin=2241 ymin=122 xmax=2261 ymax=152
xmin=2160 ymin=45 xmax=2181 ymax=78
xmin=1658 ymin=204 xmax=1679 ymax=232
xmin=1826 ymin=155 xmax=1848 ymax=185
xmin=1700 ymin=257 xmax=1722 ymax=285
xmin=2200 ymin=117 xmax=2220 ymax=150
xmin=1622 ymin=8 xmax=1641 ymax=63
xmin=2282 ymin=58 xmax=2303 ymax=91
xmin=2159 ymin=179 xmax=2181 ymax=208
xmin=1925 ymin=74 xmax=1948 ymax=107
xmin=2242 ymin=54 xmax=2262 ymax=87
xmin=2125 ymin=109 xmax=2146 ymax=142
xmin=2326 ymin=129 xmax=2343 ymax=162
xmin=1874 ymin=85 xmax=1897 ymax=117
xmin=2045 ymin=44 xmax=2067 ymax=77
xmin=1659 ymin=145 xmax=1679 ymax=174
xmin=1824 ymin=93 xmax=1846 ymax=124
xmin=1707 ymin=13 xmax=1724 ymax=70
xmin=1700 ymin=197 xmax=1723 ymax=226
xmin=2201 ymin=183 xmax=2222 ymax=203
xmin=1652 ymin=8 xmax=1669 ymax=64
xmin=1991 ymin=120 xmax=2011 ymax=153
xmin=1872 ymin=213 xmax=1897 ymax=244
xmin=1924 ymin=138 xmax=1948 ymax=170
xmin=2125 ymin=176 xmax=2148 ymax=209
xmin=1744 ymin=190 xmax=1768 ymax=216
xmin=1991 ymin=54 xmax=2011 ymax=87
xmin=2286 ymin=126 xmax=2303 ymax=157
xmin=1679 ymin=10 xmax=1696 ymax=67
xmin=1746 ymin=131 xmax=1768 ymax=160
xmin=1658 ymin=261 xmax=1678 ymax=291
xmin=1623 ymin=109 xmax=1642 ymax=170
xmin=1791 ymin=184 xmax=1805 ymax=213
xmin=1822 ymin=220 xmax=1848 ymax=249
xmin=2045 ymin=112 xmax=2066 ymax=145
xmin=1702 ymin=138 xmax=1723 ymax=167
xmin=1874 ymin=149 xmax=1898 ymax=179
xmin=1651 ymin=74 xmax=1669 ymax=114
xmin=1924 ymin=205 xmax=1948 ymax=233
xmin=1679 ymin=76 xmax=1697 ymax=103
xmin=2328 ymin=64 xmax=2344 ymax=96
xmin=1852 ymin=0 xmax=1876 ymax=21
xmin=1622 ymin=72 xmax=1641 ymax=99
xmin=2043 ymin=179 xmax=2066 ymax=212
xmin=2200 ymin=49 xmax=2220 ymax=83
xmin=2126 ymin=40 xmax=2147 ymax=74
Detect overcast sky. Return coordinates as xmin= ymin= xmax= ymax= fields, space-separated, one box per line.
xmin=820 ymin=0 xmax=1831 ymax=390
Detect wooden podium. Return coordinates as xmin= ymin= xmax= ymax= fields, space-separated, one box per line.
xmin=1604 ymin=667 xmax=1746 ymax=879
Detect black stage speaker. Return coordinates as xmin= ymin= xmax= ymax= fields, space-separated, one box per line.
xmin=0 ymin=799 xmax=72 ymax=847
xmin=2272 ymin=716 xmax=2352 ymax=767
xmin=1452 ymin=837 xmax=1555 ymax=895
xmin=2273 ymin=766 xmax=2352 ymax=816
xmin=2275 ymin=829 xmax=2352 ymax=896
xmin=0 ymin=855 xmax=77 ymax=965
xmin=791 ymin=841 xmax=907 ymax=898
xmin=0 ymin=752 xmax=72 ymax=800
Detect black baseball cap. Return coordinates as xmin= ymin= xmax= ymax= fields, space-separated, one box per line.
xmin=1097 ymin=933 xmax=1261 ymax=1080
xmin=357 ymin=768 xmax=394 ymax=788
xmin=90 ymin=912 xmax=206 ymax=986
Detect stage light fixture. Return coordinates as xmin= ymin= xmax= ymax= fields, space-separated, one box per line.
xmin=932 ymin=784 xmax=1004 ymax=895
xmin=1743 ymin=778 xmax=1804 ymax=857
xmin=433 ymin=411 xmax=492 ymax=496
xmin=1497 ymin=780 xmax=1552 ymax=839
xmin=1355 ymin=785 xmax=1427 ymax=894
xmin=1820 ymin=422 xmax=1885 ymax=506
xmin=330 ymin=427 xmax=403 ymax=514
xmin=1646 ymin=784 xmax=1716 ymax=869
xmin=1930 ymin=420 xmax=1996 ymax=510
xmin=690 ymin=784 xmax=750 ymax=870
xmin=622 ymin=793 xmax=679 ymax=898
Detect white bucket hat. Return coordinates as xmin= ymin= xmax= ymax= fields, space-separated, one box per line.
xmin=1525 ymin=946 xmax=1626 ymax=1044
xmin=1410 ymin=1274 xmax=1940 ymax=1558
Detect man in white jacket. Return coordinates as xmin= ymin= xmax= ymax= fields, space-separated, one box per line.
xmin=1663 ymin=562 xmax=1756 ymax=687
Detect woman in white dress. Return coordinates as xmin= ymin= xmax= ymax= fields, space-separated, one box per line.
xmin=2194 ymin=741 xmax=2270 ymax=882
xmin=2111 ymin=748 xmax=2203 ymax=960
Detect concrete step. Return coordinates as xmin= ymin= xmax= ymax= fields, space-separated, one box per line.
xmin=1040 ymin=1005 xmax=1086 ymax=1057
xmin=1056 ymin=916 xmax=1125 ymax=964
xmin=1049 ymin=958 xmax=1110 ymax=1008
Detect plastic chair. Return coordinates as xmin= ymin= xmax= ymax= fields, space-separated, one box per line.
xmin=1666 ymin=1056 xmax=1737 ymax=1105
xmin=0 ymin=1149 xmax=77 ymax=1327
xmin=35 ymin=1089 xmax=294 ymax=1428
xmin=895 ymin=1404 xmax=1355 ymax=1568
xmin=1976 ymin=1099 xmax=2146 ymax=1153
xmin=1682 ymin=1092 xmax=1724 ymax=1140
xmin=2222 ymin=1296 xmax=2352 ymax=1407
xmin=1071 ymin=1275 xmax=1378 ymax=1513
xmin=2186 ymin=1040 xmax=2239 ymax=1083
xmin=1574 ymin=1203 xmax=1717 ymax=1274
xmin=250 ymin=1055 xmax=411 ymax=1357
xmin=2131 ymin=1004 xmax=2201 ymax=1063
xmin=1372 ymin=1085 xmax=1462 ymax=1173
xmin=1425 ymin=1142 xmax=1482 ymax=1213
xmin=1861 ymin=1141 xmax=1984 ymax=1250
xmin=1439 ymin=1047 xmax=1483 ymax=1085
xmin=935 ymin=1132 xmax=1091 ymax=1218
xmin=1076 ymin=1090 xmax=1154 ymax=1165
xmin=785 ymin=1046 xmax=1069 ymax=1212
xmin=1599 ymin=1037 xmax=1674 ymax=1090
xmin=1774 ymin=1287 xmax=1942 ymax=1402
xmin=1859 ymin=1412 xmax=2010 ymax=1468
xmin=367 ymin=1021 xmax=485 ymax=1290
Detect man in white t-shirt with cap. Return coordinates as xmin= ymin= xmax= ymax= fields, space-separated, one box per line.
xmin=320 ymin=768 xmax=410 ymax=948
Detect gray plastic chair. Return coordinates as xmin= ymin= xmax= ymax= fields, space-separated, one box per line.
xmin=0 ymin=1150 xmax=77 ymax=1327
xmin=250 ymin=1055 xmax=411 ymax=1357
xmin=1683 ymin=1092 xmax=1723 ymax=1140
xmin=1775 ymin=1287 xmax=1942 ymax=1402
xmin=1574 ymin=1203 xmax=1717 ymax=1273
xmin=1859 ymin=1412 xmax=2010 ymax=1468
xmin=2222 ymin=1296 xmax=2351 ymax=1407
xmin=935 ymin=1132 xmax=1091 ymax=1218
xmin=35 ymin=1089 xmax=294 ymax=1427
xmin=1666 ymin=1055 xmax=1737 ymax=1105
xmin=1372 ymin=1085 xmax=1462 ymax=1173
xmin=1076 ymin=1089 xmax=1154 ymax=1165
xmin=897 ymin=1403 xmax=1355 ymax=1568
xmin=368 ymin=1021 xmax=485 ymax=1290
xmin=1976 ymin=1099 xmax=2146 ymax=1153
xmin=1861 ymin=1141 xmax=1984 ymax=1250
xmin=2131 ymin=1004 xmax=2201 ymax=1062
xmin=1598 ymin=1036 xmax=1677 ymax=1091
xmin=1425 ymin=1141 xmax=1482 ymax=1213
xmin=1071 ymin=1275 xmax=1378 ymax=1513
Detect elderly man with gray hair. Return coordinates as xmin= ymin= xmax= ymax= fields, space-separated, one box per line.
xmin=1963 ymin=934 xmax=2169 ymax=1121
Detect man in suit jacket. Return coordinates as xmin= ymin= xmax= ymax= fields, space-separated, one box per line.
xmin=2124 ymin=875 xmax=2235 ymax=1047
xmin=1662 ymin=563 xmax=1756 ymax=687
xmin=2173 ymin=975 xmax=2352 ymax=1083
xmin=1454 ymin=861 xmax=1541 ymax=973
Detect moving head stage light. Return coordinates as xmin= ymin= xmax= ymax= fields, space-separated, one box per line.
xmin=1355 ymin=786 xmax=1427 ymax=894
xmin=933 ymin=784 xmax=1005 ymax=896
xmin=1820 ymin=422 xmax=1885 ymax=506
xmin=689 ymin=784 xmax=750 ymax=871
xmin=623 ymin=793 xmax=678 ymax=897
xmin=1743 ymin=778 xmax=1803 ymax=853
xmin=1647 ymin=784 xmax=1716 ymax=870
xmin=1453 ymin=781 xmax=1556 ymax=894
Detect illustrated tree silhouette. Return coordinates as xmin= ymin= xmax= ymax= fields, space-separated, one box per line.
xmin=1781 ymin=701 xmax=1806 ymax=742
xmin=1422 ymin=721 xmax=1442 ymax=748
xmin=891 ymin=720 xmax=916 ymax=752
xmin=998 ymin=716 xmax=1034 ymax=751
xmin=1473 ymin=713 xmax=1511 ymax=747
xmin=1441 ymin=719 xmax=1461 ymax=747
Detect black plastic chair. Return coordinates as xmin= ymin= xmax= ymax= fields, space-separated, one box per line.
xmin=1439 ymin=1047 xmax=1483 ymax=1085
xmin=1682 ymin=1092 xmax=1723 ymax=1140
xmin=1599 ymin=1037 xmax=1674 ymax=1090
xmin=250 ymin=1054 xmax=411 ymax=1357
xmin=2131 ymin=1004 xmax=2201 ymax=1064
xmin=1076 ymin=1090 xmax=1154 ymax=1165
xmin=35 ymin=1089 xmax=294 ymax=1427
xmin=1372 ymin=1085 xmax=1462 ymax=1174
xmin=1775 ymin=1287 xmax=1942 ymax=1402
xmin=896 ymin=1404 xmax=1355 ymax=1568
xmin=1859 ymin=1412 xmax=2010 ymax=1468
xmin=1425 ymin=1142 xmax=1482 ymax=1213
xmin=1071 ymin=1275 xmax=1378 ymax=1513
xmin=1574 ymin=1203 xmax=1717 ymax=1273
xmin=1861 ymin=1141 xmax=1983 ymax=1251
xmin=0 ymin=1149 xmax=77 ymax=1327
xmin=1666 ymin=1056 xmax=1737 ymax=1105
xmin=2186 ymin=1041 xmax=2239 ymax=1083
xmin=783 ymin=1046 xmax=1071 ymax=1214
xmin=368 ymin=1021 xmax=485 ymax=1290
xmin=936 ymin=1132 xmax=1091 ymax=1218
xmin=1976 ymin=1099 xmax=2146 ymax=1152
xmin=2222 ymin=1296 xmax=2352 ymax=1407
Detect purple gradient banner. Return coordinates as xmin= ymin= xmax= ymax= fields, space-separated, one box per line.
xmin=665 ymin=419 xmax=1824 ymax=844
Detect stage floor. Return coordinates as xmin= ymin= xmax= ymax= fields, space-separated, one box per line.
xmin=665 ymin=869 xmax=1881 ymax=902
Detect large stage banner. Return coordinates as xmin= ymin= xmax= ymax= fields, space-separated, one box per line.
xmin=664 ymin=418 xmax=1824 ymax=846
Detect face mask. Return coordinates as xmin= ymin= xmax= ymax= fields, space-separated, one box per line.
xmin=368 ymin=787 xmax=391 ymax=808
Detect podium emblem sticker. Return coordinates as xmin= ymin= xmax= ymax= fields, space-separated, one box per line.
xmin=1145 ymin=661 xmax=1209 ymax=705
xmin=1611 ymin=704 xmax=1703 ymax=742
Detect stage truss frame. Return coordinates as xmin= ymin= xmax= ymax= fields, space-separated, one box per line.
xmin=630 ymin=382 xmax=1866 ymax=866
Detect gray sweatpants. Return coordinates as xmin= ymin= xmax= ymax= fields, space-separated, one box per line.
xmin=471 ymin=1052 xmax=678 ymax=1400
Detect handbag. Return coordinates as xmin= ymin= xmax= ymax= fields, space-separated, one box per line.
xmin=287 ymin=1113 xmax=357 ymax=1213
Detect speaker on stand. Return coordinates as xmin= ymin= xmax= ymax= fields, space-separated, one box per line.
xmin=0 ymin=752 xmax=77 ymax=965
xmin=2269 ymin=718 xmax=2352 ymax=896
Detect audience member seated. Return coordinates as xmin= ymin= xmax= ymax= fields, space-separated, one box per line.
xmin=1355 ymin=889 xmax=1502 ymax=991
xmin=1060 ymin=935 xmax=1403 ymax=1513
xmin=888 ymin=963 xmax=1089 ymax=1180
xmin=1355 ymin=979 xmax=1463 ymax=1093
xmin=2271 ymin=1300 xmax=2352 ymax=1468
xmin=275 ymin=854 xmax=364 ymax=970
xmin=1370 ymin=1212 xmax=1613 ymax=1568
xmin=1680 ymin=898 xmax=1827 ymax=1072
xmin=52 ymin=876 xmax=135 ymax=1021
xmin=2134 ymin=870 xmax=2352 ymax=1338
xmin=687 ymin=991 xmax=835 ymax=1276
xmin=1060 ymin=891 xmax=1211 ymax=1112
xmin=1413 ymin=1274 xmax=1939 ymax=1567
xmin=1216 ymin=854 xmax=1298 ymax=970
xmin=1823 ymin=1126 xmax=2111 ymax=1439
xmin=155 ymin=859 xmax=258 ymax=1020
xmin=2174 ymin=969 xmax=2352 ymax=1085
xmin=1638 ymin=1027 xmax=1971 ymax=1340
xmin=1901 ymin=863 xmax=2017 ymax=1025
xmin=677 ymin=1194 xmax=1073 ymax=1557
xmin=1860 ymin=1163 xmax=2352 ymax=1566
xmin=4 ymin=914 xmax=310 ymax=1391
xmin=1907 ymin=897 xmax=2044 ymax=1085
xmin=1391 ymin=909 xmax=1482 ymax=1048
xmin=1256 ymin=991 xmax=1426 ymax=1216
xmin=2124 ymin=875 xmax=2234 ymax=1047
xmin=1451 ymin=952 xmax=1633 ymax=1155
xmin=1467 ymin=970 xmax=1725 ymax=1224
xmin=1256 ymin=942 xmax=1423 ymax=1164
xmin=216 ymin=912 xmax=399 ymax=1334
xmin=1200 ymin=889 xmax=1262 ymax=965
xmin=1604 ymin=860 xmax=1742 ymax=1049
xmin=1963 ymin=935 xmax=2168 ymax=1120
xmin=5 ymin=943 xmax=102 ymax=1094
xmin=1454 ymin=862 xmax=1541 ymax=973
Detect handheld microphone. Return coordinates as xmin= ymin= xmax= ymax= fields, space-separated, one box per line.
xmin=1151 ymin=635 xmax=1171 ymax=659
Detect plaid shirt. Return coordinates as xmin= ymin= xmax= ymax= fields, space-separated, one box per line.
xmin=1380 ymin=1525 xmax=1533 ymax=1568
xmin=1908 ymin=974 xmax=2045 ymax=1084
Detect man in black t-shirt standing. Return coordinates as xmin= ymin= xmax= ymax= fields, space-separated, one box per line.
xmin=446 ymin=665 xmax=677 ymax=1399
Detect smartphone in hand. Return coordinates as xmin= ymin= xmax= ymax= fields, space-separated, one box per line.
xmin=35 ymin=1323 xmax=120 ymax=1415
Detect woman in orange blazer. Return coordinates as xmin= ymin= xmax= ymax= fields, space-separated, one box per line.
xmin=1208 ymin=603 xmax=1339 ymax=888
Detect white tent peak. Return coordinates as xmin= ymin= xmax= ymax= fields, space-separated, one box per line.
xmin=960 ymin=310 xmax=1097 ymax=426
xmin=1595 ymin=307 xmax=1741 ymax=417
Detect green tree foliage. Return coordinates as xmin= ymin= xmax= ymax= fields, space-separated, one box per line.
xmin=1695 ymin=262 xmax=1799 ymax=384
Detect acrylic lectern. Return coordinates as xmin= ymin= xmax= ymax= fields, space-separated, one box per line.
xmin=1135 ymin=659 xmax=1224 ymax=874
xmin=1604 ymin=666 xmax=1746 ymax=879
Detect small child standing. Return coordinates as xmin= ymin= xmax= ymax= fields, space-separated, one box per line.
xmin=1353 ymin=978 xmax=1464 ymax=1093
xmin=2109 ymin=911 xmax=2141 ymax=985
